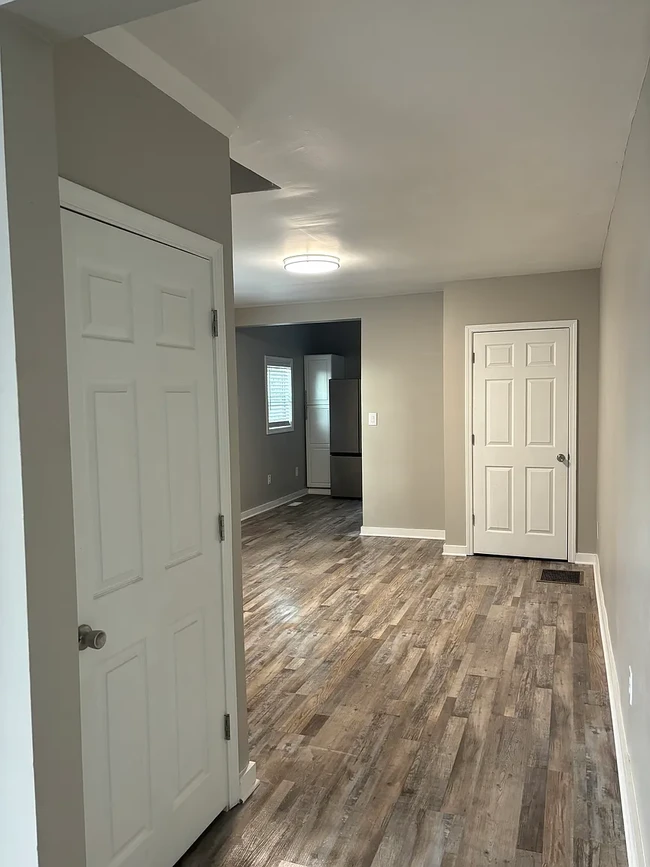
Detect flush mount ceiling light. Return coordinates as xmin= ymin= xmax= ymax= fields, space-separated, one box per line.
xmin=283 ymin=254 xmax=340 ymax=275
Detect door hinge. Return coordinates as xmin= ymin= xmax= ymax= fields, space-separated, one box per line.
xmin=472 ymin=514 xmax=476 ymax=526
xmin=471 ymin=433 xmax=475 ymax=446
xmin=472 ymin=351 xmax=476 ymax=363
xmin=218 ymin=513 xmax=226 ymax=542
xmin=211 ymin=309 xmax=219 ymax=338
xmin=224 ymin=713 xmax=231 ymax=741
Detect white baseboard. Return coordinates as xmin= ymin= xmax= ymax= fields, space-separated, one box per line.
xmin=575 ymin=552 xmax=598 ymax=566
xmin=241 ymin=489 xmax=307 ymax=521
xmin=239 ymin=760 xmax=258 ymax=803
xmin=441 ymin=548 xmax=597 ymax=561
xmin=360 ymin=526 xmax=445 ymax=541
xmin=443 ymin=544 xmax=469 ymax=557
xmin=308 ymin=487 xmax=330 ymax=496
xmin=592 ymin=554 xmax=646 ymax=867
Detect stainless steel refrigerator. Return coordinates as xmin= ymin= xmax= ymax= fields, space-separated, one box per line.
xmin=329 ymin=378 xmax=362 ymax=498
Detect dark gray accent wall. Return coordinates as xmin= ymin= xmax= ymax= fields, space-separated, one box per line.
xmin=237 ymin=326 xmax=310 ymax=513
xmin=231 ymin=160 xmax=279 ymax=195
xmin=52 ymin=38 xmax=250 ymax=771
xmin=307 ymin=320 xmax=361 ymax=378
xmin=237 ymin=320 xmax=362 ymax=513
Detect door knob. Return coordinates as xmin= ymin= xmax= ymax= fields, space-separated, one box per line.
xmin=556 ymin=453 xmax=567 ymax=464
xmin=78 ymin=624 xmax=107 ymax=651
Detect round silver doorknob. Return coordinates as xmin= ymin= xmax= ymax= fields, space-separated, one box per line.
xmin=78 ymin=624 xmax=107 ymax=651
xmin=557 ymin=453 xmax=567 ymax=463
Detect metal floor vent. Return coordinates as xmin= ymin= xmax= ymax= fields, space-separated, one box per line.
xmin=540 ymin=568 xmax=582 ymax=585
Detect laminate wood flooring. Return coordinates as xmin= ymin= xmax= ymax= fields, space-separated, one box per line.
xmin=179 ymin=496 xmax=627 ymax=867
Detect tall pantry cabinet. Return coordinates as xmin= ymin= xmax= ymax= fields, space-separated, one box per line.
xmin=304 ymin=354 xmax=344 ymax=492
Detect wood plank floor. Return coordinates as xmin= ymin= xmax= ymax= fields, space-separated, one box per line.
xmin=180 ymin=496 xmax=627 ymax=867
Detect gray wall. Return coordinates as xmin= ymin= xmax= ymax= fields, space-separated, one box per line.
xmin=53 ymin=38 xmax=249 ymax=770
xmin=237 ymin=326 xmax=310 ymax=513
xmin=238 ymin=273 xmax=599 ymax=545
xmin=362 ymin=294 xmax=443 ymax=530
xmin=236 ymin=294 xmax=445 ymax=532
xmin=599 ymin=61 xmax=650 ymax=857
xmin=0 ymin=17 xmax=85 ymax=866
xmin=443 ymin=269 xmax=600 ymax=553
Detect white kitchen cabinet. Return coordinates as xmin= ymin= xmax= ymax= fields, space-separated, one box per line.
xmin=305 ymin=355 xmax=344 ymax=490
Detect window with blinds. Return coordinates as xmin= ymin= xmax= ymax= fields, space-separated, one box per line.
xmin=265 ymin=356 xmax=294 ymax=433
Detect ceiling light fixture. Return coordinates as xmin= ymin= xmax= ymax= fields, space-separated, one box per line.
xmin=283 ymin=254 xmax=340 ymax=275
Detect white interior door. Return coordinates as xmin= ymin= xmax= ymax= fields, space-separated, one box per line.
xmin=61 ymin=209 xmax=230 ymax=867
xmin=472 ymin=327 xmax=570 ymax=560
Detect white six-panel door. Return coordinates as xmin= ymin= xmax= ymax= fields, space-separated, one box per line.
xmin=472 ymin=328 xmax=570 ymax=560
xmin=61 ymin=209 xmax=230 ymax=867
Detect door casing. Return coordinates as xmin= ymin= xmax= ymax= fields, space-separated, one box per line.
xmin=465 ymin=320 xmax=578 ymax=561
xmin=58 ymin=178 xmax=242 ymax=810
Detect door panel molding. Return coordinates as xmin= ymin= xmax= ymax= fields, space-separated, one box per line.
xmin=59 ymin=179 xmax=242 ymax=819
xmin=465 ymin=320 xmax=578 ymax=561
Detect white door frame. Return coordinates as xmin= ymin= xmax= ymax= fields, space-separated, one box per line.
xmin=59 ymin=178 xmax=242 ymax=808
xmin=465 ymin=319 xmax=578 ymax=562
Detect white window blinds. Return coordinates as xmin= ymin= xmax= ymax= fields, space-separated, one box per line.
xmin=265 ymin=357 xmax=294 ymax=433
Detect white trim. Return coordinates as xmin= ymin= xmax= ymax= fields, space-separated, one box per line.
xmin=58 ymin=179 xmax=242 ymax=808
xmin=87 ymin=28 xmax=237 ymax=139
xmin=465 ymin=320 xmax=578 ymax=562
xmin=592 ymin=555 xmax=646 ymax=867
xmin=360 ymin=526 xmax=445 ymax=541
xmin=241 ymin=490 xmax=307 ymax=521
xmin=239 ymin=761 xmax=259 ymax=804
xmin=308 ymin=488 xmax=331 ymax=496
xmin=574 ymin=552 xmax=598 ymax=566
xmin=443 ymin=544 xmax=469 ymax=557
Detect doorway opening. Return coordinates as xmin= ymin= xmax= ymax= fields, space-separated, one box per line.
xmin=236 ymin=318 xmax=362 ymax=533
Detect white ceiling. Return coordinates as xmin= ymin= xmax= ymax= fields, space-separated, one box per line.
xmin=126 ymin=0 xmax=650 ymax=306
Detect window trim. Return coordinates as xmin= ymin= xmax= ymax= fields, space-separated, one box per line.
xmin=264 ymin=355 xmax=294 ymax=435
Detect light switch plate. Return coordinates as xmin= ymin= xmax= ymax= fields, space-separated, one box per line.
xmin=368 ymin=412 xmax=378 ymax=426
